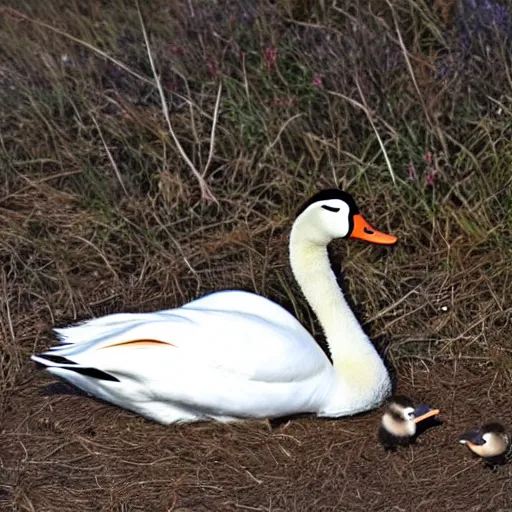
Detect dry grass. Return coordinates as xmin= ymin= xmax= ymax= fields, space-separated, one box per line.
xmin=1 ymin=0 xmax=512 ymax=510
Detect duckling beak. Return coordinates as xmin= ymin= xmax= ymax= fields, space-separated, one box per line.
xmin=459 ymin=427 xmax=485 ymax=446
xmin=350 ymin=214 xmax=398 ymax=245
xmin=413 ymin=403 xmax=440 ymax=423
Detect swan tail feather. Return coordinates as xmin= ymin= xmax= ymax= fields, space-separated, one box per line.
xmin=31 ymin=354 xmax=120 ymax=382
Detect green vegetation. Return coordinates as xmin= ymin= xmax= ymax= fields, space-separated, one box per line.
xmin=1 ymin=0 xmax=511 ymax=391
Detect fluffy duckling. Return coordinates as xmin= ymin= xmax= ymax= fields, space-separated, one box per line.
xmin=378 ymin=396 xmax=441 ymax=451
xmin=459 ymin=423 xmax=511 ymax=468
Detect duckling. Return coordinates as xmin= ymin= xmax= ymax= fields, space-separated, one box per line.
xmin=378 ymin=396 xmax=441 ymax=451
xmin=459 ymin=423 xmax=511 ymax=468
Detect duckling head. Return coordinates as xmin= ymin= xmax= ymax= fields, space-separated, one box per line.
xmin=459 ymin=423 xmax=510 ymax=465
xmin=379 ymin=396 xmax=440 ymax=450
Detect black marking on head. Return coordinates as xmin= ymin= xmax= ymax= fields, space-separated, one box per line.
xmin=460 ymin=427 xmax=485 ymax=445
xmin=321 ymin=205 xmax=341 ymax=213
xmin=390 ymin=395 xmax=415 ymax=408
xmin=296 ymin=188 xmax=359 ymax=217
xmin=388 ymin=409 xmax=406 ymax=422
xmin=481 ymin=422 xmax=506 ymax=434
xmin=69 ymin=367 xmax=120 ymax=382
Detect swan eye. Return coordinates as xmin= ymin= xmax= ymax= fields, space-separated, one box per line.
xmin=321 ymin=205 xmax=341 ymax=213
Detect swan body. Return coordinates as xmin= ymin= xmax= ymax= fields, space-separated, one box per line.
xmin=32 ymin=188 xmax=397 ymax=424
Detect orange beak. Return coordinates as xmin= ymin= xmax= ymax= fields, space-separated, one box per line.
xmin=349 ymin=214 xmax=398 ymax=245
xmin=413 ymin=409 xmax=440 ymax=423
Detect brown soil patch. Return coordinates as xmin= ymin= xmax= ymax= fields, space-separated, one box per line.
xmin=2 ymin=359 xmax=511 ymax=511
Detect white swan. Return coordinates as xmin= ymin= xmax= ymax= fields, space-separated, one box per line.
xmin=31 ymin=188 xmax=397 ymax=424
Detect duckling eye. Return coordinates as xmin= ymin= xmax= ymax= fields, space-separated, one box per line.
xmin=321 ymin=205 xmax=341 ymax=213
xmin=407 ymin=411 xmax=415 ymax=420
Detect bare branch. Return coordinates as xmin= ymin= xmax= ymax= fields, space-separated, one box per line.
xmin=135 ymin=0 xmax=218 ymax=203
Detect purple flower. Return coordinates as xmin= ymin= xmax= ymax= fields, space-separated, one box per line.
xmin=457 ymin=0 xmax=512 ymax=47
xmin=407 ymin=161 xmax=417 ymax=181
xmin=425 ymin=168 xmax=436 ymax=187
xmin=312 ymin=73 xmax=323 ymax=88
xmin=264 ymin=48 xmax=278 ymax=72
xmin=207 ymin=60 xmax=219 ymax=79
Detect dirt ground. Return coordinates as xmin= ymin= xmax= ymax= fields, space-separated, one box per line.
xmin=1 ymin=358 xmax=511 ymax=511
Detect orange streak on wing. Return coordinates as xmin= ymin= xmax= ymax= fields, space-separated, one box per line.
xmin=101 ymin=339 xmax=175 ymax=349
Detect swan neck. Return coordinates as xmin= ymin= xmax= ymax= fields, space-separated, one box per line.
xmin=288 ymin=217 xmax=391 ymax=414
xmin=289 ymin=228 xmax=369 ymax=362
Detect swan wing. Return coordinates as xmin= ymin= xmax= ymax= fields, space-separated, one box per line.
xmin=54 ymin=290 xmax=302 ymax=344
xmin=32 ymin=291 xmax=334 ymax=422
xmin=40 ymin=290 xmax=330 ymax=384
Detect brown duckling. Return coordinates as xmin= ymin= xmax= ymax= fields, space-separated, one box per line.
xmin=459 ymin=423 xmax=511 ymax=468
xmin=378 ymin=395 xmax=441 ymax=451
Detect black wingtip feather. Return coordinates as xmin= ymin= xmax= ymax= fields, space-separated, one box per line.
xmin=39 ymin=354 xmax=77 ymax=365
xmin=35 ymin=354 xmax=120 ymax=382
xmin=70 ymin=367 xmax=120 ymax=382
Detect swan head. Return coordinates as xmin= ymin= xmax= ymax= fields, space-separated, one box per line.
xmin=459 ymin=423 xmax=510 ymax=463
xmin=294 ymin=188 xmax=397 ymax=246
xmin=379 ymin=396 xmax=440 ymax=450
